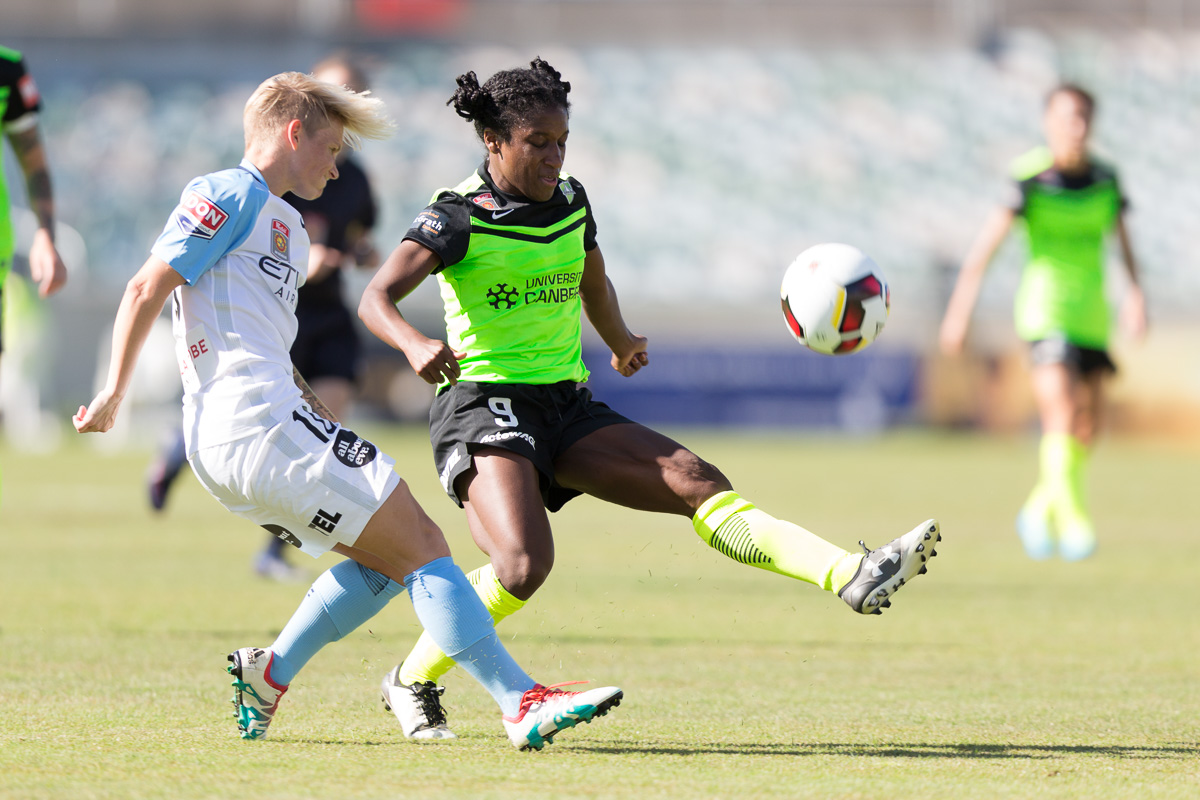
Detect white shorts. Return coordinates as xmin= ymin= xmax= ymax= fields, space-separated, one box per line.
xmin=189 ymin=403 xmax=401 ymax=557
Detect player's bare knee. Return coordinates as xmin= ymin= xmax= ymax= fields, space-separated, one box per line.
xmin=366 ymin=480 xmax=451 ymax=567
xmin=411 ymin=515 xmax=451 ymax=559
xmin=493 ymin=549 xmax=553 ymax=600
xmin=668 ymin=451 xmax=732 ymax=505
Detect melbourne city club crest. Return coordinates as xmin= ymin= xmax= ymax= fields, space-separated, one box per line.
xmin=271 ymin=219 xmax=290 ymax=261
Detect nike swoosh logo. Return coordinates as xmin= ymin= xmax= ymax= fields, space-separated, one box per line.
xmin=492 ymin=209 xmax=514 ymax=219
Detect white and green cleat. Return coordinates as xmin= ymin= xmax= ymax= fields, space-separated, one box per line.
xmin=227 ymin=647 xmax=288 ymax=740
xmin=502 ymin=683 xmax=623 ymax=751
xmin=838 ymin=519 xmax=940 ymax=615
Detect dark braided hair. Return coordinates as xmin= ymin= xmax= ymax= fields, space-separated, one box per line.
xmin=448 ymin=57 xmax=571 ymax=143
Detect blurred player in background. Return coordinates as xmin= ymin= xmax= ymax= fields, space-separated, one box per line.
xmin=0 ymin=45 xmax=68 ymax=377
xmin=359 ymin=57 xmax=941 ymax=741
xmin=286 ymin=53 xmax=379 ymax=425
xmin=940 ymin=83 xmax=1146 ymax=561
xmin=74 ymin=71 xmax=623 ymax=750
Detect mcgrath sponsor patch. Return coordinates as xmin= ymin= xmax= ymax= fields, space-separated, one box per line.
xmin=413 ymin=210 xmax=444 ymax=238
xmin=271 ymin=219 xmax=290 ymax=260
xmin=176 ymin=191 xmax=229 ymax=239
xmin=333 ymin=429 xmax=378 ymax=468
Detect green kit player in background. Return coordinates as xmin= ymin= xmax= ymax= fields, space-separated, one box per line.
xmin=359 ymin=57 xmax=943 ymax=740
xmin=940 ymin=83 xmax=1147 ymax=561
xmin=0 ymin=45 xmax=68 ymax=372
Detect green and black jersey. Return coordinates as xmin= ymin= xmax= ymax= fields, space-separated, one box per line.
xmin=403 ymin=161 xmax=598 ymax=386
xmin=1006 ymin=146 xmax=1126 ymax=349
xmin=0 ymin=45 xmax=42 ymax=279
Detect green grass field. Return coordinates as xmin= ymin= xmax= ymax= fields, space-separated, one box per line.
xmin=2 ymin=426 xmax=1198 ymax=799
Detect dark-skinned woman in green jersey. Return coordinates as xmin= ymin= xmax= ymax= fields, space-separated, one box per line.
xmin=359 ymin=58 xmax=941 ymax=740
xmin=940 ymin=84 xmax=1146 ymax=561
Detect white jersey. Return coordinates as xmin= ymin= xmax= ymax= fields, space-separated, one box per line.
xmin=151 ymin=160 xmax=308 ymax=454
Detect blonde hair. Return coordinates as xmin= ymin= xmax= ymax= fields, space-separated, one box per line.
xmin=243 ymin=71 xmax=394 ymax=151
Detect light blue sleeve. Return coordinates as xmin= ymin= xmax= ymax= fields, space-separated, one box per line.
xmin=150 ymin=169 xmax=267 ymax=284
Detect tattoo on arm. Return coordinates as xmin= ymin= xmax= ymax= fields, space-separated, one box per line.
xmin=7 ymin=126 xmax=55 ymax=233
xmin=293 ymin=366 xmax=339 ymax=424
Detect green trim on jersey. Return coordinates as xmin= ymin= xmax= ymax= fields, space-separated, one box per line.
xmin=0 ymin=46 xmax=27 ymax=280
xmin=0 ymin=77 xmax=10 ymax=282
xmin=1010 ymin=146 xmax=1123 ymax=348
xmin=434 ymin=170 xmax=592 ymax=386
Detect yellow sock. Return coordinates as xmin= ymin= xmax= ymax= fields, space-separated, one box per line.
xmin=1022 ymin=478 xmax=1053 ymax=526
xmin=692 ymin=491 xmax=862 ymax=592
xmin=397 ymin=563 xmax=526 ymax=686
xmin=1043 ymin=432 xmax=1092 ymax=534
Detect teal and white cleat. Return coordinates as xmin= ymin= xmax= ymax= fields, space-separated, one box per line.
xmin=227 ymin=647 xmax=288 ymax=740
xmin=502 ymin=683 xmax=623 ymax=751
xmin=838 ymin=519 xmax=941 ymax=615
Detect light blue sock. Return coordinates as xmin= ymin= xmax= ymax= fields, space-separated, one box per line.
xmin=269 ymin=561 xmax=403 ymax=685
xmin=404 ymin=557 xmax=535 ymax=717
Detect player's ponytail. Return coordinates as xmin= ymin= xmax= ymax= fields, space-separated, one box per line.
xmin=449 ymin=71 xmax=496 ymax=124
xmin=448 ymin=57 xmax=571 ymax=144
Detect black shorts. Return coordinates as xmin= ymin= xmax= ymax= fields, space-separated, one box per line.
xmin=290 ymin=304 xmax=359 ymax=383
xmin=429 ymin=381 xmax=634 ymax=511
xmin=1029 ymin=338 xmax=1116 ymax=377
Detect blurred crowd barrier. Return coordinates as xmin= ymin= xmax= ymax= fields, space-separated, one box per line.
xmin=2 ymin=20 xmax=1199 ymax=441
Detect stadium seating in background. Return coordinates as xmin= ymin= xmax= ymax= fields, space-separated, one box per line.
xmin=582 ymin=346 xmax=921 ymax=431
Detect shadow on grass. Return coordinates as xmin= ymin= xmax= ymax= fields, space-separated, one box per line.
xmin=569 ymin=741 xmax=1200 ymax=760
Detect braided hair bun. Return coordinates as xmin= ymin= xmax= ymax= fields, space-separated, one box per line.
xmin=448 ymin=57 xmax=571 ymax=143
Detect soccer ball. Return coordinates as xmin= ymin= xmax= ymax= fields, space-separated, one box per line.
xmin=780 ymin=243 xmax=890 ymax=355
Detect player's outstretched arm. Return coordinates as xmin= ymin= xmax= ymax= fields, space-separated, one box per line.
xmin=939 ymin=207 xmax=1014 ymax=356
xmin=73 ymin=256 xmax=186 ymax=433
xmin=578 ymin=246 xmax=647 ymax=377
xmin=359 ymin=239 xmax=465 ymax=385
xmin=7 ymin=123 xmax=67 ymax=298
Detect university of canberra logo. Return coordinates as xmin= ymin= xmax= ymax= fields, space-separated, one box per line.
xmin=486 ymin=283 xmax=519 ymax=310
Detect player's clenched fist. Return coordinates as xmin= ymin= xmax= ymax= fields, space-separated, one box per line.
xmin=73 ymin=389 xmax=123 ymax=433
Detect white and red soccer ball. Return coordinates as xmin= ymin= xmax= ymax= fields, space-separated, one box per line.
xmin=781 ymin=243 xmax=890 ymax=356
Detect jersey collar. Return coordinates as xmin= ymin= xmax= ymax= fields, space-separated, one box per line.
xmin=238 ymin=159 xmax=270 ymax=188
xmin=477 ymin=159 xmax=538 ymax=207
